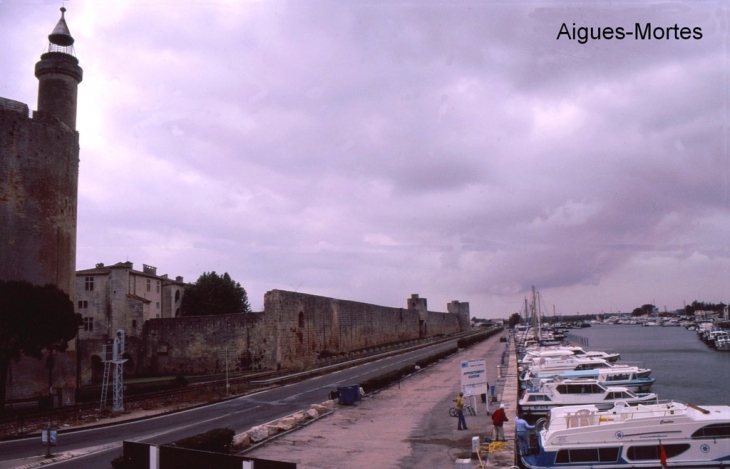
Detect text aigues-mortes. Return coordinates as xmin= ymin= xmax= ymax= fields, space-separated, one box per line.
xmin=557 ymin=23 xmax=703 ymax=44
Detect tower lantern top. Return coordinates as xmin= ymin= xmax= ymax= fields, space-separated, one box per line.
xmin=46 ymin=7 xmax=76 ymax=55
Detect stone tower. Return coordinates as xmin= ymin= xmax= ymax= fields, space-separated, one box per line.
xmin=447 ymin=300 xmax=471 ymax=332
xmin=0 ymin=7 xmax=83 ymax=297
xmin=0 ymin=8 xmax=82 ymax=406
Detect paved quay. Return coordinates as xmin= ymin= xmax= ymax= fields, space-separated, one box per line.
xmin=245 ymin=332 xmax=520 ymax=469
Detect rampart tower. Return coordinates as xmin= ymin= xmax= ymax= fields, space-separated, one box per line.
xmin=447 ymin=300 xmax=471 ymax=332
xmin=0 ymin=7 xmax=83 ymax=297
xmin=0 ymin=8 xmax=82 ymax=406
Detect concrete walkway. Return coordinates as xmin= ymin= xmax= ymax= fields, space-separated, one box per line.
xmin=245 ymin=332 xmax=518 ymax=469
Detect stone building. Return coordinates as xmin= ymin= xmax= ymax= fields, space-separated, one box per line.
xmin=75 ymin=261 xmax=185 ymax=384
xmin=0 ymin=8 xmax=83 ymax=406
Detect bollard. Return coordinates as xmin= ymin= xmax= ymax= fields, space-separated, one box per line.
xmin=471 ymin=435 xmax=480 ymax=459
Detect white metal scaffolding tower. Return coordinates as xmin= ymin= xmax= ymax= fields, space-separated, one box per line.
xmin=100 ymin=329 xmax=127 ymax=412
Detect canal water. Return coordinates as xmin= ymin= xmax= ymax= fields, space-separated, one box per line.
xmin=564 ymin=324 xmax=730 ymax=405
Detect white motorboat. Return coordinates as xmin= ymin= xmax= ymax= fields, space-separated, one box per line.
xmin=519 ymin=401 xmax=730 ymax=469
xmin=521 ymin=345 xmax=621 ymax=364
xmin=524 ymin=367 xmax=655 ymax=393
xmin=518 ymin=377 xmax=658 ymax=417
xmin=522 ymin=356 xmax=649 ymax=378
xmin=716 ymin=335 xmax=730 ymax=352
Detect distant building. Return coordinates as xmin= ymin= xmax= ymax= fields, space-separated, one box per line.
xmin=75 ymin=261 xmax=185 ymax=339
xmin=75 ymin=261 xmax=185 ymax=384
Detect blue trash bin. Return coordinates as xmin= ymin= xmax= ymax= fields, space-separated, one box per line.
xmin=337 ymin=385 xmax=360 ymax=405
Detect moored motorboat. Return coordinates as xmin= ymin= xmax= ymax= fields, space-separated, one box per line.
xmin=716 ymin=336 xmax=730 ymax=352
xmin=522 ymin=356 xmax=649 ymax=378
xmin=521 ymin=345 xmax=621 ymax=364
xmin=523 ymin=368 xmax=655 ymax=393
xmin=518 ymin=377 xmax=658 ymax=417
xmin=519 ymin=401 xmax=730 ymax=469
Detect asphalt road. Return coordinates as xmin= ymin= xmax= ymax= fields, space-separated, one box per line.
xmin=0 ymin=339 xmax=459 ymax=469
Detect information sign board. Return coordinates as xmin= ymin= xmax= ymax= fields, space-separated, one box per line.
xmin=460 ymin=358 xmax=488 ymax=396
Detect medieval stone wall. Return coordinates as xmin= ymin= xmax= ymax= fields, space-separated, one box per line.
xmin=130 ymin=290 xmax=466 ymax=377
xmin=138 ymin=312 xmax=271 ymax=376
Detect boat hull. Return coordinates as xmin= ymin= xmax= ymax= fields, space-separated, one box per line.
xmin=519 ymin=395 xmax=658 ymax=417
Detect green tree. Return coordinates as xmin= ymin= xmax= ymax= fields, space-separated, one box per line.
xmin=0 ymin=281 xmax=82 ymax=412
xmin=508 ymin=312 xmax=522 ymax=328
xmin=180 ymin=272 xmax=251 ymax=316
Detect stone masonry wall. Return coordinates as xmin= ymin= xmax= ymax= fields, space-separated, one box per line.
xmin=1 ymin=98 xmax=79 ymax=403
xmin=138 ymin=313 xmax=270 ymax=376
xmin=267 ymin=290 xmax=462 ymax=370
xmin=0 ymin=99 xmax=80 ymax=298
xmin=130 ymin=290 xmax=466 ymax=378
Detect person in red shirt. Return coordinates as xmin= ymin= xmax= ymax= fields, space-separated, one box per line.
xmin=491 ymin=403 xmax=508 ymax=441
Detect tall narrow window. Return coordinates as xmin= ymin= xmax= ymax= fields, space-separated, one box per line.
xmin=83 ymin=317 xmax=94 ymax=332
xmin=146 ymin=279 xmax=151 ymax=292
xmin=85 ymin=277 xmax=94 ymax=291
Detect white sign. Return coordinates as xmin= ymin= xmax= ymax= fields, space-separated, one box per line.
xmin=460 ymin=358 xmax=488 ymax=396
xmin=41 ymin=429 xmax=57 ymax=446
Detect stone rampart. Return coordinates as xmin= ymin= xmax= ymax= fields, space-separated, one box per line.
xmin=139 ymin=312 xmax=270 ymax=376
xmin=133 ymin=290 xmax=466 ymax=377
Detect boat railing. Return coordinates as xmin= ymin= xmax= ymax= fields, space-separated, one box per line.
xmin=560 ymin=401 xmax=683 ymax=429
xmin=565 ymin=409 xmax=596 ymax=428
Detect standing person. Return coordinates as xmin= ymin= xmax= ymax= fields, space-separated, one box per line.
xmin=453 ymin=392 xmax=468 ymax=430
xmin=491 ymin=403 xmax=508 ymax=441
xmin=515 ymin=414 xmax=535 ymax=454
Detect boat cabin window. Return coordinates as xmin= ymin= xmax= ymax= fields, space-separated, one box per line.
xmin=555 ymin=447 xmax=620 ymax=463
xmin=605 ymin=373 xmax=630 ymax=381
xmin=556 ymin=384 xmax=603 ymax=394
xmin=526 ymin=394 xmax=552 ymax=402
xmin=691 ymin=423 xmax=730 ymax=439
xmin=626 ymin=444 xmax=690 ymax=461
xmin=575 ymin=363 xmax=609 ymax=370
xmin=604 ymin=391 xmax=631 ymax=400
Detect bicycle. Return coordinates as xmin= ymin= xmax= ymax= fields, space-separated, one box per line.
xmin=449 ymin=403 xmax=476 ymax=417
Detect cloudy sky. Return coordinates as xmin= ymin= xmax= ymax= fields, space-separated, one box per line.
xmin=1 ymin=0 xmax=727 ymax=317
